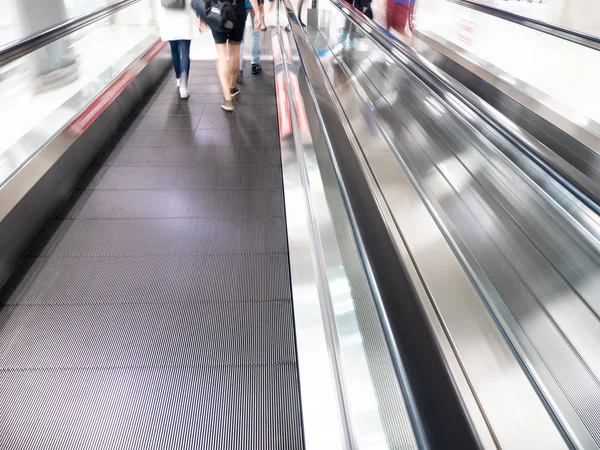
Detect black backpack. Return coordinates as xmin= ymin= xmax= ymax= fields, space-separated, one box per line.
xmin=192 ymin=0 xmax=237 ymax=32
xmin=162 ymin=0 xmax=186 ymax=9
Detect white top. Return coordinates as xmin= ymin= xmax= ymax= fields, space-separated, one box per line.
xmin=156 ymin=0 xmax=197 ymax=41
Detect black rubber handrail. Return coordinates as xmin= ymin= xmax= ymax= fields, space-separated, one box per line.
xmin=449 ymin=0 xmax=600 ymax=52
xmin=0 ymin=0 xmax=141 ymax=68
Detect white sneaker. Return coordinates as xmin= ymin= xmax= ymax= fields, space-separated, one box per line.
xmin=176 ymin=78 xmax=180 ymax=87
xmin=179 ymin=74 xmax=189 ymax=99
xmin=179 ymin=86 xmax=189 ymax=99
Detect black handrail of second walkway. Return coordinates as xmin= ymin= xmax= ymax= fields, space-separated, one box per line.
xmin=448 ymin=0 xmax=600 ymax=52
xmin=0 ymin=0 xmax=141 ymax=68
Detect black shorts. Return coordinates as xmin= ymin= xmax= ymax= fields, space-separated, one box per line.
xmin=211 ymin=12 xmax=246 ymax=44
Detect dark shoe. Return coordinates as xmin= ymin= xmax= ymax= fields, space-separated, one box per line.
xmin=221 ymin=98 xmax=234 ymax=111
xmin=251 ymin=63 xmax=262 ymax=75
xmin=285 ymin=25 xmax=291 ymax=32
xmin=237 ymin=70 xmax=243 ymax=84
xmin=230 ymin=86 xmax=240 ymax=98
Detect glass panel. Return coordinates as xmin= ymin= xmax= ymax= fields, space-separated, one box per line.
xmin=413 ymin=0 xmax=600 ymax=129
xmin=340 ymin=0 xmax=600 ymax=141
xmin=0 ymin=0 xmax=159 ymax=185
xmin=455 ymin=0 xmax=600 ymax=38
xmin=0 ymin=0 xmax=129 ymax=49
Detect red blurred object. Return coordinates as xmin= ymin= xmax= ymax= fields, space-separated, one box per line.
xmin=386 ymin=0 xmax=414 ymax=34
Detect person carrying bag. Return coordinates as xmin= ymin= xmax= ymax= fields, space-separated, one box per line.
xmin=194 ymin=0 xmax=260 ymax=111
xmin=157 ymin=0 xmax=196 ymax=99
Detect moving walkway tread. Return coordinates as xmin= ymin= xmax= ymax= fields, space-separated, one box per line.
xmin=0 ymin=59 xmax=304 ymax=449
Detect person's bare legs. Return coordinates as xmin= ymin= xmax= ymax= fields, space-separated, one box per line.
xmin=260 ymin=4 xmax=266 ymax=30
xmin=229 ymin=42 xmax=241 ymax=89
xmin=215 ymin=43 xmax=232 ymax=101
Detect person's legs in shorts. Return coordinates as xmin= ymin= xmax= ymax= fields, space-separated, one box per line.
xmin=260 ymin=1 xmax=266 ymax=30
xmin=215 ymin=42 xmax=234 ymax=110
xmin=212 ymin=29 xmax=234 ymax=107
xmin=229 ymin=42 xmax=242 ymax=91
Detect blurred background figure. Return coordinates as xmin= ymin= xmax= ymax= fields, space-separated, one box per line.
xmin=350 ymin=0 xmax=373 ymax=19
xmin=386 ymin=0 xmax=414 ymax=40
xmin=267 ymin=0 xmax=291 ymax=31
xmin=156 ymin=0 xmax=196 ymax=99
xmin=16 ymin=0 xmax=79 ymax=92
xmin=238 ymin=0 xmax=263 ymax=84
xmin=296 ymin=0 xmax=306 ymax=27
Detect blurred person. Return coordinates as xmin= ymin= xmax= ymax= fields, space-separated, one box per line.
xmin=200 ymin=0 xmax=261 ymax=111
xmin=267 ymin=0 xmax=291 ymax=31
xmin=296 ymin=0 xmax=306 ymax=27
xmin=331 ymin=0 xmax=370 ymax=57
xmin=350 ymin=0 xmax=372 ymax=18
xmin=386 ymin=0 xmax=414 ymax=38
xmin=157 ymin=0 xmax=196 ymax=99
xmin=237 ymin=0 xmax=263 ymax=84
xmin=17 ymin=0 xmax=78 ymax=91
xmin=259 ymin=0 xmax=267 ymax=30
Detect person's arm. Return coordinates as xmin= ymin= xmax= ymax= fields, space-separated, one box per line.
xmin=248 ymin=0 xmax=261 ymax=29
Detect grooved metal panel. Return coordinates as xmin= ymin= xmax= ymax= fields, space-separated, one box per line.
xmin=102 ymin=145 xmax=281 ymax=166
xmin=3 ymin=254 xmax=291 ymax=305
xmin=150 ymin=93 xmax=277 ymax=105
xmin=78 ymin=165 xmax=283 ymax=189
xmin=197 ymin=114 xmax=280 ymax=131
xmin=185 ymin=75 xmax=224 ymax=85
xmin=202 ymin=103 xmax=278 ymax=117
xmin=144 ymin=102 xmax=207 ymax=116
xmin=0 ymin=366 xmax=303 ymax=450
xmin=0 ymin=41 xmax=302 ymax=448
xmin=0 ymin=301 xmax=296 ymax=368
xmin=122 ymin=129 xmax=198 ymax=146
xmin=28 ymin=218 xmax=287 ymax=256
xmin=123 ymin=115 xmax=202 ymax=130
xmin=57 ymin=189 xmax=284 ymax=219
xmin=195 ymin=129 xmax=280 ymax=147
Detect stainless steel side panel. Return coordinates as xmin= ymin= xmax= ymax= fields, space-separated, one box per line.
xmin=293 ymin=2 xmax=578 ymax=447
xmin=0 ymin=44 xmax=171 ymax=288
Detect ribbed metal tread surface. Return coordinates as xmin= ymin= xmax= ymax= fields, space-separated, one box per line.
xmin=0 ymin=54 xmax=303 ymax=449
xmin=1 ymin=366 xmax=301 ymax=449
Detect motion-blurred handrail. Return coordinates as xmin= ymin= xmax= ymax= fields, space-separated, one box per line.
xmin=0 ymin=0 xmax=141 ymax=68
xmin=327 ymin=0 xmax=600 ymax=212
xmin=449 ymin=0 xmax=600 ymax=52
